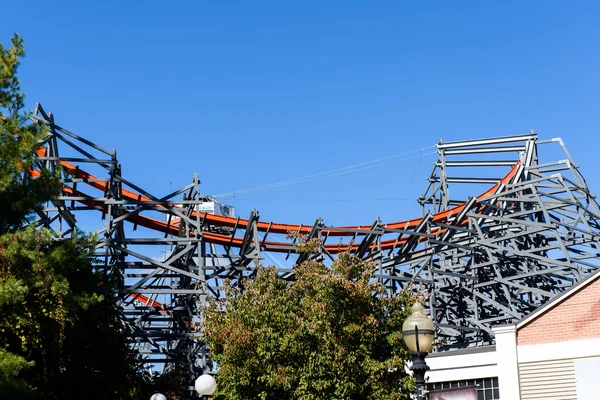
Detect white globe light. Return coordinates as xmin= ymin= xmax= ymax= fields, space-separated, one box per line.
xmin=195 ymin=374 xmax=217 ymax=395
xmin=150 ymin=394 xmax=167 ymax=400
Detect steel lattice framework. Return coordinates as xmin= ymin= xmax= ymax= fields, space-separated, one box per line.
xmin=30 ymin=103 xmax=600 ymax=381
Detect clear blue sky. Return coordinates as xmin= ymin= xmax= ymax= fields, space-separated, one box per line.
xmin=3 ymin=1 xmax=600 ymax=227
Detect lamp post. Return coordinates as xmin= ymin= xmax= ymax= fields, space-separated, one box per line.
xmin=195 ymin=374 xmax=217 ymax=399
xmin=402 ymin=302 xmax=435 ymax=400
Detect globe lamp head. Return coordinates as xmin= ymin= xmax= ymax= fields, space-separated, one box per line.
xmin=402 ymin=302 xmax=435 ymax=353
xmin=195 ymin=374 xmax=217 ymax=396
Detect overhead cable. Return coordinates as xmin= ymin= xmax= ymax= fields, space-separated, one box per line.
xmin=213 ymin=145 xmax=437 ymax=199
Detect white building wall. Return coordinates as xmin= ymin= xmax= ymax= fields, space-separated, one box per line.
xmin=517 ymin=338 xmax=600 ymax=400
xmin=427 ymin=346 xmax=498 ymax=383
xmin=425 ymin=336 xmax=600 ymax=399
xmin=492 ymin=325 xmax=521 ymax=400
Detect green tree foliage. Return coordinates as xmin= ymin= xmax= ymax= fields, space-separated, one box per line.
xmin=0 ymin=228 xmax=148 ymax=399
xmin=0 ymin=347 xmax=35 ymax=397
xmin=203 ymin=249 xmax=419 ymax=400
xmin=0 ymin=34 xmax=149 ymax=399
xmin=0 ymin=34 xmax=58 ymax=234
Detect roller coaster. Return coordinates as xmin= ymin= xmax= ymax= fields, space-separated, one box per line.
xmin=30 ymin=103 xmax=600 ymax=380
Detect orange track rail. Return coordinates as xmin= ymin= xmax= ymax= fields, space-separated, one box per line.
xmin=33 ymin=151 xmax=520 ymax=254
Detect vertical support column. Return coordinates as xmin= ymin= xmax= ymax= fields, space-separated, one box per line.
xmin=376 ymin=220 xmax=382 ymax=284
xmin=107 ymin=160 xmax=125 ymax=288
xmin=439 ymin=145 xmax=449 ymax=211
xmin=251 ymin=210 xmax=261 ymax=263
xmin=316 ymin=217 xmax=324 ymax=263
xmin=492 ymin=324 xmax=521 ymax=399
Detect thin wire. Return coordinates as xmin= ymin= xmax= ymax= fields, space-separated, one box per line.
xmin=402 ymin=149 xmax=425 ymax=198
xmin=225 ymin=197 xmax=417 ymax=202
xmin=232 ymin=151 xmax=436 ymax=196
xmin=227 ymin=174 xmax=427 ymax=201
xmin=231 ymin=176 xmax=428 ymax=199
xmin=213 ymin=146 xmax=437 ymax=199
xmin=217 ymin=151 xmax=435 ymax=198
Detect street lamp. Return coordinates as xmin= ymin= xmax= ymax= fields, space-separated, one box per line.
xmin=195 ymin=374 xmax=217 ymax=399
xmin=402 ymin=302 xmax=435 ymax=400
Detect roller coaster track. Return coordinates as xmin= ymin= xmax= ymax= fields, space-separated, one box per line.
xmin=50 ymin=158 xmax=519 ymax=253
xmin=29 ymin=103 xmax=600 ymax=380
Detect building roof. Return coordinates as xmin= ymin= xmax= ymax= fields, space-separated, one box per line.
xmin=516 ymin=267 xmax=600 ymax=329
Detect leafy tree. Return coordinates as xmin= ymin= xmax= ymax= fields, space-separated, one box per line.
xmin=203 ymin=248 xmax=419 ymax=400
xmin=0 ymin=34 xmax=58 ymax=234
xmin=0 ymin=347 xmax=35 ymax=398
xmin=0 ymin=34 xmax=149 ymax=400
